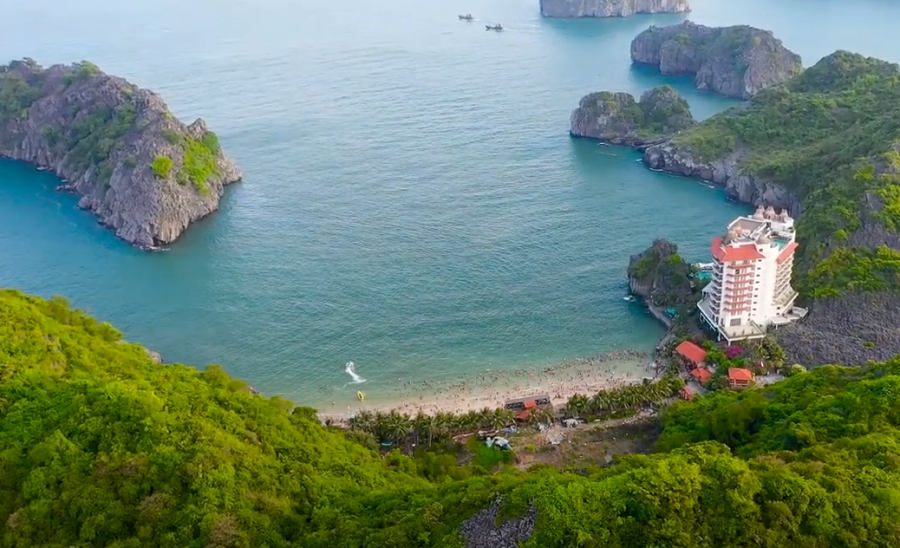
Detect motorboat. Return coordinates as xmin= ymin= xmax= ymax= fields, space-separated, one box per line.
xmin=485 ymin=24 xmax=503 ymax=31
xmin=458 ymin=14 xmax=474 ymax=20
xmin=623 ymin=295 xmax=636 ymax=302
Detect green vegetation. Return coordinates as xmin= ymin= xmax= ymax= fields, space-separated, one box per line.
xmin=6 ymin=289 xmax=900 ymax=546
xmin=63 ymin=60 xmax=102 ymax=86
xmin=564 ymin=377 xmax=684 ymax=419
xmin=65 ymin=101 xmax=137 ymax=182
xmin=581 ymin=86 xmax=695 ymax=141
xmin=150 ymin=155 xmax=173 ymax=178
xmin=670 ymin=51 xmax=900 ymax=295
xmin=0 ymin=74 xmax=42 ymax=123
xmin=171 ymin=132 xmax=221 ymax=194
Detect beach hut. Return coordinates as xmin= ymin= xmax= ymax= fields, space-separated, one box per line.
xmin=675 ymin=341 xmax=707 ymax=367
xmin=514 ymin=400 xmax=538 ymax=422
xmin=728 ymin=368 xmax=754 ymax=389
xmin=690 ymin=367 xmax=712 ymax=385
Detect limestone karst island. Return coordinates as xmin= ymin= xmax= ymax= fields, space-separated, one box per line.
xmin=539 ymin=0 xmax=690 ymax=18
xmin=6 ymin=5 xmax=900 ymax=548
xmin=0 ymin=59 xmax=240 ymax=248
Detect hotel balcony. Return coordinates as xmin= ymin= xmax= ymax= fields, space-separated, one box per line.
xmin=775 ymin=287 xmax=799 ymax=308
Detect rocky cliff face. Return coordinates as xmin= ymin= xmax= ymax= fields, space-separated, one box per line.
xmin=627 ymin=239 xmax=695 ymax=308
xmin=630 ymin=21 xmax=802 ymax=99
xmin=570 ymin=85 xmax=695 ymax=147
xmin=540 ymin=0 xmax=689 ymax=18
xmin=643 ymin=142 xmax=800 ymax=214
xmin=0 ymin=59 xmax=241 ymax=248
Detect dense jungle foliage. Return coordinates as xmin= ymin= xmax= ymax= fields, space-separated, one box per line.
xmin=4 ymin=289 xmax=900 ymax=548
xmin=670 ymin=50 xmax=900 ymax=296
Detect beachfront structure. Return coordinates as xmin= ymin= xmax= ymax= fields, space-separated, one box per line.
xmin=674 ymin=341 xmax=707 ymax=367
xmin=728 ymin=367 xmax=754 ymax=389
xmin=504 ymin=394 xmax=552 ymax=421
xmin=697 ymin=206 xmax=808 ymax=343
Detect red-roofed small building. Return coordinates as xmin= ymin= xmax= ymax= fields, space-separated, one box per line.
xmin=728 ymin=368 xmax=754 ymax=389
xmin=675 ymin=341 xmax=707 ymax=367
xmin=698 ymin=206 xmax=808 ymax=343
xmin=691 ymin=367 xmax=713 ymax=384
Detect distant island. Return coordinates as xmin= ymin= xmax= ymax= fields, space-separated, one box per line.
xmin=539 ymin=0 xmax=689 ymax=19
xmin=631 ymin=21 xmax=802 ymax=99
xmin=573 ymin=50 xmax=900 ymax=366
xmin=0 ymin=59 xmax=241 ymax=249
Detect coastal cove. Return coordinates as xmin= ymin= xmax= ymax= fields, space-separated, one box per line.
xmin=3 ymin=0 xmax=900 ymax=411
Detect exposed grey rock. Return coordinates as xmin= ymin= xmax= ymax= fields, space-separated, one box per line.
xmin=0 ymin=58 xmax=241 ymax=248
xmin=642 ymin=143 xmax=801 ymax=214
xmin=459 ymin=497 xmax=536 ymax=548
xmin=144 ymin=348 xmax=163 ymax=363
xmin=630 ymin=21 xmax=802 ymax=99
xmin=570 ymin=85 xmax=695 ymax=147
xmin=540 ymin=0 xmax=690 ymax=18
xmin=776 ymin=293 xmax=900 ymax=367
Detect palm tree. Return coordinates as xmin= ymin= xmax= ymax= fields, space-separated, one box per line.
xmin=349 ymin=410 xmax=376 ymax=434
xmin=412 ymin=411 xmax=431 ymax=446
xmin=566 ymin=393 xmax=589 ymax=418
xmin=384 ymin=411 xmax=412 ymax=444
xmin=489 ymin=408 xmax=512 ymax=431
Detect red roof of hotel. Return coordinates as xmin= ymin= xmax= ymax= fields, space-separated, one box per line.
xmin=728 ymin=368 xmax=754 ymax=382
xmin=691 ymin=367 xmax=713 ymax=383
xmin=711 ymin=236 xmax=765 ymax=263
xmin=675 ymin=341 xmax=707 ymax=364
xmin=777 ymin=241 xmax=799 ymax=263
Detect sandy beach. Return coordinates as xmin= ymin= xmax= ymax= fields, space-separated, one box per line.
xmin=320 ymin=349 xmax=656 ymax=422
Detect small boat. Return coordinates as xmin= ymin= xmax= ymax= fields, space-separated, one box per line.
xmin=623 ymin=295 xmax=636 ymax=302
xmin=458 ymin=14 xmax=473 ymax=20
xmin=357 ymin=390 xmax=365 ymax=401
xmin=485 ymin=24 xmax=503 ymax=31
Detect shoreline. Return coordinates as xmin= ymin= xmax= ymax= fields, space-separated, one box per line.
xmin=320 ymin=349 xmax=657 ymax=422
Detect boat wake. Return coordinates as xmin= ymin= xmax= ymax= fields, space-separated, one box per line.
xmin=344 ymin=361 xmax=366 ymax=384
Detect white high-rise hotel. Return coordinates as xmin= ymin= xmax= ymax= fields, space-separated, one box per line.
xmin=697 ymin=205 xmax=808 ymax=343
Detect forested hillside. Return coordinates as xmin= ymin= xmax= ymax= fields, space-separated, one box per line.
xmin=3 ymin=289 xmax=900 ymax=547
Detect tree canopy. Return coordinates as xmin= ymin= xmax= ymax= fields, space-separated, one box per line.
xmin=4 ymin=288 xmax=900 ymax=547
xmin=670 ymin=51 xmax=900 ymax=297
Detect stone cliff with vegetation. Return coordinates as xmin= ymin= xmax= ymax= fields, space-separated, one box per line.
xmin=6 ymin=288 xmax=900 ymax=547
xmin=0 ymin=59 xmax=240 ymax=248
xmin=539 ymin=0 xmax=689 ymax=18
xmin=626 ymin=238 xmax=697 ymax=311
xmin=570 ymin=85 xmax=695 ymax=146
xmin=630 ymin=21 xmax=802 ymax=99
xmin=589 ymin=50 xmax=900 ymax=366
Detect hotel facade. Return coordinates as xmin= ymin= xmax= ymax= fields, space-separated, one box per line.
xmin=697 ymin=206 xmax=807 ymax=343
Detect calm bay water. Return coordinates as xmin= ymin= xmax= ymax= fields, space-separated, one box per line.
xmin=1 ymin=0 xmax=897 ymax=406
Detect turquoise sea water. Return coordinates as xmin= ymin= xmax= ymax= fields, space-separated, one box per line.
xmin=1 ymin=0 xmax=897 ymax=406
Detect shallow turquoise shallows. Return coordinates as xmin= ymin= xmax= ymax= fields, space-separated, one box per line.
xmin=1 ymin=0 xmax=898 ymax=406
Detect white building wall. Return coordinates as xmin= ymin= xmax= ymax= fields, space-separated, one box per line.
xmin=751 ymin=247 xmax=779 ymax=323
xmin=698 ymin=211 xmax=802 ymax=342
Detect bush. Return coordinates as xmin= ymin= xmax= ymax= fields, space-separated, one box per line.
xmin=176 ymin=132 xmax=220 ymax=194
xmin=150 ymin=155 xmax=172 ymax=178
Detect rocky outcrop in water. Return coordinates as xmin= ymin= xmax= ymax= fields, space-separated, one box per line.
xmin=630 ymin=21 xmax=802 ymax=99
xmin=570 ymin=85 xmax=695 ymax=147
xmin=627 ymin=239 xmax=695 ymax=308
xmin=0 ymin=58 xmax=241 ymax=248
xmin=643 ymin=143 xmax=800 ymax=214
xmin=539 ymin=0 xmax=690 ymax=18
xmin=459 ymin=498 xmax=536 ymax=548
